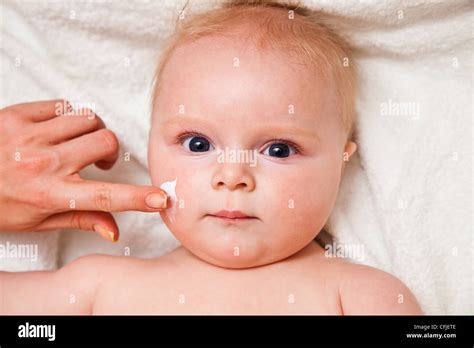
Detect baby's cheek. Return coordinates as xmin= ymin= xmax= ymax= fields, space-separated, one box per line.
xmin=157 ymin=168 xmax=206 ymax=235
xmin=300 ymin=179 xmax=340 ymax=235
xmin=261 ymin=172 xmax=336 ymax=240
xmin=149 ymin=156 xmax=170 ymax=188
xmin=149 ymin=147 xmax=186 ymax=187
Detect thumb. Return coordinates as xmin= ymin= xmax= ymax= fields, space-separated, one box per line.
xmin=36 ymin=211 xmax=119 ymax=242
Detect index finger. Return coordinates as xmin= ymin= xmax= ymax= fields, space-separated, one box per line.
xmin=55 ymin=180 xmax=169 ymax=213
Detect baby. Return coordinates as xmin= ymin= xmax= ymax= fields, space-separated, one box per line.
xmin=0 ymin=1 xmax=421 ymax=314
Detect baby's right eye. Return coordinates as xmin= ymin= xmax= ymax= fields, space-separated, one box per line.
xmin=181 ymin=135 xmax=214 ymax=153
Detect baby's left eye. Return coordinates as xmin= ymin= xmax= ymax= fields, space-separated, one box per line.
xmin=262 ymin=142 xmax=297 ymax=158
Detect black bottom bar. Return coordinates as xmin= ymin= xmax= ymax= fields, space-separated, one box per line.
xmin=0 ymin=315 xmax=472 ymax=346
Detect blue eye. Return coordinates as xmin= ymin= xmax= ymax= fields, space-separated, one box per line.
xmin=263 ymin=142 xmax=297 ymax=158
xmin=182 ymin=135 xmax=214 ymax=152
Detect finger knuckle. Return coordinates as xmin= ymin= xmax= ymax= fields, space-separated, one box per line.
xmin=98 ymin=129 xmax=119 ymax=154
xmin=130 ymin=191 xmax=144 ymax=209
xmin=75 ymin=112 xmax=100 ymax=132
xmin=86 ymin=113 xmax=101 ymax=128
xmin=69 ymin=211 xmax=88 ymax=230
xmin=16 ymin=150 xmax=60 ymax=174
xmin=93 ymin=187 xmax=113 ymax=211
xmin=15 ymin=131 xmax=36 ymax=145
xmin=31 ymin=181 xmax=57 ymax=212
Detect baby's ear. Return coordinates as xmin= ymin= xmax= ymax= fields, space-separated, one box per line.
xmin=341 ymin=141 xmax=357 ymax=178
xmin=344 ymin=141 xmax=357 ymax=161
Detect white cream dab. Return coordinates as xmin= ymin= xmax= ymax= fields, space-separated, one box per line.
xmin=159 ymin=177 xmax=178 ymax=223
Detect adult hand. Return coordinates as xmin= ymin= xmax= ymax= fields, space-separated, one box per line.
xmin=0 ymin=100 xmax=168 ymax=242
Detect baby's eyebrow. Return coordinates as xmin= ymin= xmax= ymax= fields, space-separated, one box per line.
xmin=160 ymin=116 xmax=319 ymax=142
xmin=256 ymin=125 xmax=319 ymax=142
xmin=160 ymin=116 xmax=214 ymax=129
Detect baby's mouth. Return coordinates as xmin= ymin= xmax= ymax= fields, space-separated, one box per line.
xmin=206 ymin=210 xmax=258 ymax=222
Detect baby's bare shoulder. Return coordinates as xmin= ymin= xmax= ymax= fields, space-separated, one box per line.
xmin=65 ymin=252 xmax=157 ymax=285
xmin=63 ymin=253 xmax=142 ymax=275
xmin=0 ymin=252 xmax=143 ymax=314
xmin=325 ymin=260 xmax=422 ymax=315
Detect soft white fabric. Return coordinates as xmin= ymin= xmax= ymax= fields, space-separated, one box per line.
xmin=0 ymin=0 xmax=472 ymax=314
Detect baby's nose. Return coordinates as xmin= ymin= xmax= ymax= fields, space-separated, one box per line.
xmin=211 ymin=161 xmax=256 ymax=192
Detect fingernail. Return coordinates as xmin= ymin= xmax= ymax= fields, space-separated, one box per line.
xmin=93 ymin=224 xmax=117 ymax=242
xmin=146 ymin=192 xmax=168 ymax=209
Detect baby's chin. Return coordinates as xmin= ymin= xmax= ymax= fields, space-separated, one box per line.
xmin=177 ymin=231 xmax=292 ymax=269
xmin=160 ymin=212 xmax=297 ymax=268
xmin=185 ymin=243 xmax=280 ymax=269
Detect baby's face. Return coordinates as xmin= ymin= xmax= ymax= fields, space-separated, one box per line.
xmin=148 ymin=36 xmax=355 ymax=268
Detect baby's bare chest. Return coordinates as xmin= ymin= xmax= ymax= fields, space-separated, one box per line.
xmin=94 ymin=262 xmax=343 ymax=314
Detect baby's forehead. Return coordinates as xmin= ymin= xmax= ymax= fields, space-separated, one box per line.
xmin=155 ymin=45 xmax=337 ymax=142
xmin=160 ymin=34 xmax=332 ymax=110
xmin=177 ymin=39 xmax=304 ymax=80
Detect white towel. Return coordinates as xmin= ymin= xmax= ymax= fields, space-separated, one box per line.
xmin=0 ymin=0 xmax=472 ymax=314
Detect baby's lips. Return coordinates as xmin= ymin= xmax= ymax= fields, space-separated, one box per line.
xmin=145 ymin=192 xmax=168 ymax=209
